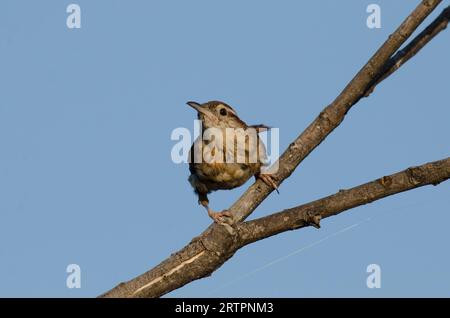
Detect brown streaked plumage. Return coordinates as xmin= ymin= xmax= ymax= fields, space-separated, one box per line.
xmin=186 ymin=100 xmax=278 ymax=224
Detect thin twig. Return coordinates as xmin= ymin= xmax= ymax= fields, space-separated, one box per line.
xmin=363 ymin=5 xmax=450 ymax=97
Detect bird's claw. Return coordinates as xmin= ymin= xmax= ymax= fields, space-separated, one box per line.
xmin=208 ymin=209 xmax=233 ymax=224
xmin=259 ymin=174 xmax=279 ymax=194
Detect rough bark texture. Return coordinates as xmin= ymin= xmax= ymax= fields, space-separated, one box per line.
xmin=364 ymin=5 xmax=450 ymax=97
xmin=237 ymin=158 xmax=450 ymax=245
xmin=101 ymin=157 xmax=450 ymax=298
xmin=231 ymin=0 xmax=443 ymax=223
xmin=100 ymin=1 xmax=447 ymax=298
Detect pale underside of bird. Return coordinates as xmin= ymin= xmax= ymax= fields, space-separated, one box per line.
xmin=186 ymin=100 xmax=278 ymax=224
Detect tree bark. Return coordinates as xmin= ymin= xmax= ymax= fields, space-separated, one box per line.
xmin=363 ymin=5 xmax=450 ymax=97
xmin=100 ymin=0 xmax=447 ymax=298
xmin=237 ymin=158 xmax=450 ymax=246
xmin=101 ymin=157 xmax=450 ymax=298
xmin=231 ymin=0 xmax=443 ymax=223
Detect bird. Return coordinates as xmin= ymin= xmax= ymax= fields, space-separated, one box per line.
xmin=186 ymin=100 xmax=278 ymax=224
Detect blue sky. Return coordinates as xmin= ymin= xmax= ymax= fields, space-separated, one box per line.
xmin=0 ymin=0 xmax=449 ymax=297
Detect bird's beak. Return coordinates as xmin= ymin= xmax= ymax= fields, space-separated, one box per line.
xmin=186 ymin=101 xmax=215 ymax=121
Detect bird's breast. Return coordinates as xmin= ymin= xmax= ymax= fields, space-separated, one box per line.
xmin=188 ymin=131 xmax=266 ymax=191
xmin=193 ymin=162 xmax=259 ymax=190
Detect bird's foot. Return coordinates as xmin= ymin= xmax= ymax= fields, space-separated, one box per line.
xmin=259 ymin=174 xmax=279 ymax=194
xmin=208 ymin=209 xmax=233 ymax=224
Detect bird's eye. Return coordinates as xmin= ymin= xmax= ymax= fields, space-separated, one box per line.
xmin=219 ymin=108 xmax=227 ymax=116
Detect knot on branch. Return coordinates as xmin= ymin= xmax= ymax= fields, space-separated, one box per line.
xmin=289 ymin=141 xmax=302 ymax=151
xmin=443 ymin=7 xmax=450 ymax=21
xmin=200 ymin=223 xmax=240 ymax=257
xmin=406 ymin=167 xmax=425 ymax=185
xmin=378 ymin=175 xmax=393 ymax=188
xmin=318 ymin=108 xmax=335 ymax=126
xmin=304 ymin=210 xmax=322 ymax=229
xmin=432 ymin=180 xmax=442 ymax=186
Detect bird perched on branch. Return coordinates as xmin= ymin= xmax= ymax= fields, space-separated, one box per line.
xmin=186 ymin=101 xmax=278 ymax=224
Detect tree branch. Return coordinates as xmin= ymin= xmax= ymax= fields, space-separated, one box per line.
xmin=237 ymin=157 xmax=450 ymax=246
xmin=102 ymin=156 xmax=450 ymax=298
xmin=100 ymin=0 xmax=445 ymax=298
xmin=231 ymin=0 xmax=443 ymax=223
xmin=364 ymin=5 xmax=450 ymax=97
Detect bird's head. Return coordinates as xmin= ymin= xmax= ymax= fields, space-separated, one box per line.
xmin=186 ymin=101 xmax=247 ymax=130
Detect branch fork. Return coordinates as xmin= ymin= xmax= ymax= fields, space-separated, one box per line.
xmin=101 ymin=1 xmax=449 ymax=298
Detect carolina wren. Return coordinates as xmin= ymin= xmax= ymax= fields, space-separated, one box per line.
xmin=186 ymin=100 xmax=278 ymax=224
